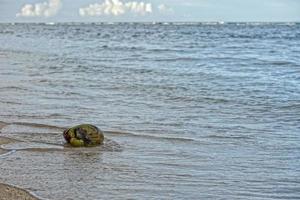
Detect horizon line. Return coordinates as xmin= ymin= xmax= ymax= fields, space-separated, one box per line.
xmin=0 ymin=21 xmax=299 ymax=24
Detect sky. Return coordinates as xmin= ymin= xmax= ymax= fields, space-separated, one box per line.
xmin=0 ymin=0 xmax=300 ymax=22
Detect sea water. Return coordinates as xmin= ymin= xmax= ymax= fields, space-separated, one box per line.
xmin=0 ymin=22 xmax=300 ymax=199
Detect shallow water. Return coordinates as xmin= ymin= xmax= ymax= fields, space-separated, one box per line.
xmin=0 ymin=22 xmax=300 ymax=199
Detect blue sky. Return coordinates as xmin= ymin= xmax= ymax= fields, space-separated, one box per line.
xmin=0 ymin=0 xmax=300 ymax=22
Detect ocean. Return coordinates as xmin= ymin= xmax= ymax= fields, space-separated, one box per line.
xmin=0 ymin=22 xmax=300 ymax=199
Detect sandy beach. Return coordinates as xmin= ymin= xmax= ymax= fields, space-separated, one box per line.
xmin=0 ymin=183 xmax=38 ymax=200
xmin=0 ymin=122 xmax=38 ymax=200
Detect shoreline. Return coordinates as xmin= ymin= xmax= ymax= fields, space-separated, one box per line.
xmin=0 ymin=183 xmax=38 ymax=200
xmin=0 ymin=122 xmax=39 ymax=200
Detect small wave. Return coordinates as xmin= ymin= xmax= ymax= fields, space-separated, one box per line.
xmin=0 ymin=121 xmax=7 ymax=129
xmin=0 ymin=149 xmax=16 ymax=158
xmin=154 ymin=57 xmax=200 ymax=62
xmin=255 ymin=59 xmax=299 ymax=66
xmin=0 ymin=100 xmax=22 ymax=105
xmin=166 ymin=96 xmax=230 ymax=104
xmin=1 ymin=142 xmax=64 ymax=151
xmin=147 ymin=48 xmax=183 ymax=53
xmin=270 ymin=61 xmax=297 ymax=66
xmin=105 ymin=131 xmax=195 ymax=142
xmin=2 ymin=121 xmax=194 ymax=146
xmin=0 ymin=30 xmax=14 ymax=34
xmin=278 ymin=104 xmax=300 ymax=110
xmin=205 ymin=134 xmax=254 ymax=140
xmin=98 ymin=45 xmax=146 ymax=51
xmin=11 ymin=121 xmax=67 ymax=130
xmin=0 ymin=86 xmax=28 ymax=91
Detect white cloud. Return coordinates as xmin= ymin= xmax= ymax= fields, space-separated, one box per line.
xmin=158 ymin=4 xmax=174 ymax=14
xmin=79 ymin=0 xmax=152 ymax=17
xmin=16 ymin=0 xmax=62 ymax=17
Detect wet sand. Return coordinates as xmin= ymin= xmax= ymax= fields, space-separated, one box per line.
xmin=0 ymin=136 xmax=9 ymax=155
xmin=0 ymin=122 xmax=38 ymax=200
xmin=0 ymin=183 xmax=38 ymax=200
xmin=0 ymin=122 xmax=13 ymax=154
xmin=0 ymin=121 xmax=122 ymax=200
xmin=0 ymin=122 xmax=15 ymax=151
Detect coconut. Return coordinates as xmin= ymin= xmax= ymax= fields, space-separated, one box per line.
xmin=63 ymin=124 xmax=104 ymax=147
